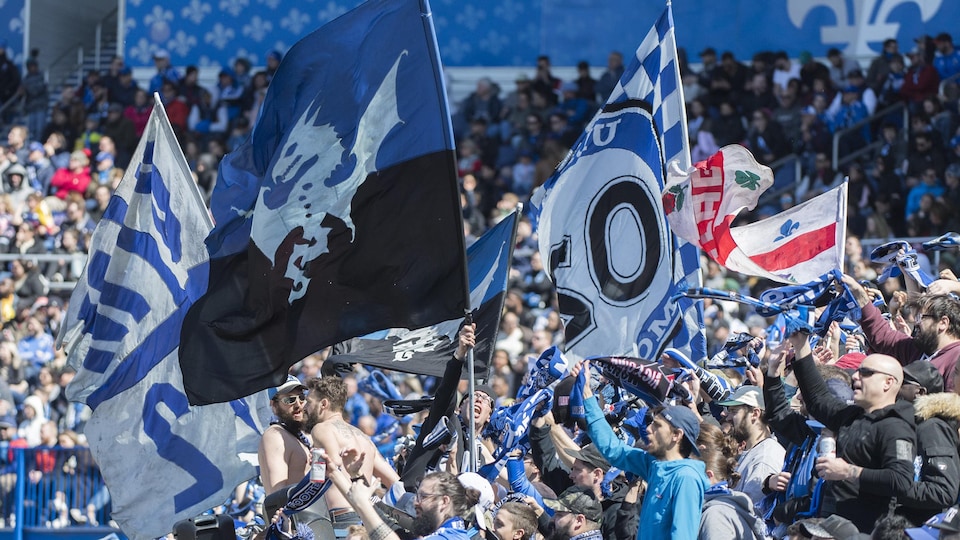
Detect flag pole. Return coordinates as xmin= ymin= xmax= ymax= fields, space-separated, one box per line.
xmin=467 ymin=336 xmax=476 ymax=473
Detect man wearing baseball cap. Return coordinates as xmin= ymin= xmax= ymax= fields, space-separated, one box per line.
xmin=258 ymin=374 xmax=309 ymax=493
xmin=544 ymin=485 xmax=603 ymax=540
xmin=718 ymin=385 xmax=785 ymax=507
xmin=571 ymin=361 xmax=708 ymax=540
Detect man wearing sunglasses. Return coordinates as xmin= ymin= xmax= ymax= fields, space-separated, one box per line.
xmin=258 ymin=375 xmax=310 ymax=493
xmin=842 ymin=275 xmax=960 ymax=391
xmin=788 ymin=331 xmax=916 ymax=532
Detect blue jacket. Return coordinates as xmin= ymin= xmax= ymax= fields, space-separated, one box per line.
xmin=585 ymin=396 xmax=708 ymax=540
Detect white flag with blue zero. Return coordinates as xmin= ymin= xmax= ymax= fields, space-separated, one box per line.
xmin=57 ymin=95 xmax=271 ymax=540
xmin=532 ymin=5 xmax=704 ymax=362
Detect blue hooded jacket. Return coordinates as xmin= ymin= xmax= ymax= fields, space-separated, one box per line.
xmin=585 ymin=396 xmax=708 ymax=540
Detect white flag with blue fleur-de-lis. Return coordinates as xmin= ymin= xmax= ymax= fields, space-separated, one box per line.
xmin=730 ymin=183 xmax=848 ymax=283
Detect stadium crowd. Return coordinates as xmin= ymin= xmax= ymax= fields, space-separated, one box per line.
xmin=0 ymin=23 xmax=957 ymax=540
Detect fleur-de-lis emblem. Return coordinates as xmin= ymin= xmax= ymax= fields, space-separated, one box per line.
xmin=787 ymin=0 xmax=942 ymax=58
xmin=775 ymin=219 xmax=801 ymax=242
xmin=734 ymin=170 xmax=762 ymax=190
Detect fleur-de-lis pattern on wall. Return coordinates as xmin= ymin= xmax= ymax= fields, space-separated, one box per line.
xmin=0 ymin=1 xmax=952 ymax=70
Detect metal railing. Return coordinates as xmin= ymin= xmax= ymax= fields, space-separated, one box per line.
xmin=3 ymin=446 xmax=119 ymax=540
xmin=831 ymin=101 xmax=909 ymax=172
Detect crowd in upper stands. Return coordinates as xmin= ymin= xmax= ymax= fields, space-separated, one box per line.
xmin=0 ymin=24 xmax=956 ymax=539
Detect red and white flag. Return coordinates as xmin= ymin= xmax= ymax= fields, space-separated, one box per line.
xmin=664 ymin=145 xmax=846 ymax=283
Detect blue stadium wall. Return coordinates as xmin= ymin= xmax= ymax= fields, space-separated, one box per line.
xmin=118 ymin=0 xmax=960 ymax=67
xmin=0 ymin=1 xmax=956 ymax=68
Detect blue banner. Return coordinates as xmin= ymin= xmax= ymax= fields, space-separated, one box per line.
xmin=122 ymin=0 xmax=960 ymax=67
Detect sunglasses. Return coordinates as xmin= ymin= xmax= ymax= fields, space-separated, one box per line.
xmin=856 ymin=366 xmax=898 ymax=383
xmin=277 ymin=394 xmax=305 ymax=405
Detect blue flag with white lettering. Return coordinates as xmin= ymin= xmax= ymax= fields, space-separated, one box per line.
xmin=531 ymin=5 xmax=704 ymax=362
xmin=180 ymin=0 xmax=468 ymax=405
xmin=57 ymin=96 xmax=272 ymax=540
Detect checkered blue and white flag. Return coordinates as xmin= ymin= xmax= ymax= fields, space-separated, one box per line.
xmin=57 ymin=95 xmax=271 ymax=540
xmin=532 ymin=4 xmax=704 ymax=362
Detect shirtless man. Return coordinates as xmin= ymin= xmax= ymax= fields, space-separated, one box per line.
xmin=258 ymin=375 xmax=310 ymax=493
xmin=306 ymin=376 xmax=401 ymax=535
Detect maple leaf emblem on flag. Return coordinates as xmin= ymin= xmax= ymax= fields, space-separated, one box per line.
xmin=735 ymin=169 xmax=762 ymax=190
xmin=662 ymin=184 xmax=687 ymax=214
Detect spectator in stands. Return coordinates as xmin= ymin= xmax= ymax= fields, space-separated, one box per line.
xmin=100 ymin=104 xmax=136 ymax=169
xmin=17 ymin=317 xmax=53 ymax=378
xmin=573 ymin=60 xmax=596 ymax=104
xmin=796 ymin=152 xmax=842 ymax=201
xmin=265 ymin=50 xmax=282 ymax=83
xmin=894 ymin=362 xmax=960 ymax=526
xmin=215 ymin=68 xmax=244 ymax=124
xmin=147 ymin=49 xmax=180 ymax=95
xmin=556 ymin=82 xmax=589 ymax=131
xmin=545 ymin=112 xmax=578 ymax=150
xmin=10 ymin=259 xmax=47 ymax=316
xmin=159 ymin=80 xmax=189 ymax=135
xmin=459 ymin=77 xmax=503 ymax=141
xmin=575 ymin=359 xmax=708 ymax=540
xmin=904 ymin=131 xmax=948 ymax=185
xmin=798 ymin=51 xmax=830 ymax=100
xmin=545 ymin=486 xmax=604 ymax=540
xmin=906 ymin=167 xmax=946 ymax=220
xmin=18 ymin=59 xmax=48 ymax=144
xmin=101 ymin=56 xmax=123 ymax=88
xmin=0 ymin=279 xmax=14 ymax=327
xmin=707 ymin=52 xmax=748 ymax=113
xmin=901 ymin=39 xmax=940 ymax=113
xmin=772 ymin=84 xmax=803 ymax=148
xmin=3 ymin=163 xmax=31 ymax=210
xmin=187 ymin=87 xmax=229 ymax=145
xmin=740 ymin=73 xmax=778 ymax=119
xmin=696 ymin=423 xmax=768 ymax=540
xmin=532 ymin=55 xmax=561 ymax=107
xmin=771 ymin=51 xmax=801 ymax=96
xmin=828 ymin=84 xmax=871 ymax=155
xmin=492 ymin=501 xmax=538 ymax=540
xmin=58 ymin=198 xmax=94 ymax=251
xmin=825 ymin=48 xmax=859 ymax=91
xmin=17 ymin=394 xmax=46 ymax=447
xmin=877 ymin=52 xmax=906 ymax=109
xmin=0 ymin=40 xmax=19 ymax=124
xmin=746 ymin=108 xmax=789 ymax=164
xmin=933 ymin=32 xmax=960 ymax=82
xmin=867 ymin=39 xmax=900 ymax=92
xmin=596 ymin=51 xmax=624 ymax=103
xmin=25 ymin=142 xmax=54 ymax=196
xmin=124 ymin=88 xmax=151 ymax=138
xmin=710 ymin=100 xmax=746 ymax=147
xmin=789 ymin=331 xmax=916 ymax=532
xmin=717 ymin=385 xmax=786 ymax=507
xmin=6 ymin=125 xmax=28 ymax=164
xmin=48 ymin=150 xmax=91 ymax=205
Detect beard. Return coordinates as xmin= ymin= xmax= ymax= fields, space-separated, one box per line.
xmin=412 ymin=506 xmax=442 ymax=537
xmin=729 ymin=416 xmax=750 ymax=444
xmin=914 ymin=326 xmax=940 ymax=356
xmin=276 ymin=408 xmax=304 ymax=433
xmin=301 ymin=408 xmax=321 ymax=432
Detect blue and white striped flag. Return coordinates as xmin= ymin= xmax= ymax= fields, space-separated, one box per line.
xmin=57 ymin=95 xmax=271 ymax=540
xmin=531 ymin=4 xmax=704 ymax=362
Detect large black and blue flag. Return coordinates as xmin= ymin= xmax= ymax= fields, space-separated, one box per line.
xmin=331 ymin=209 xmax=519 ymax=380
xmin=57 ymin=96 xmax=272 ymax=540
xmin=179 ymin=0 xmax=468 ymax=404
